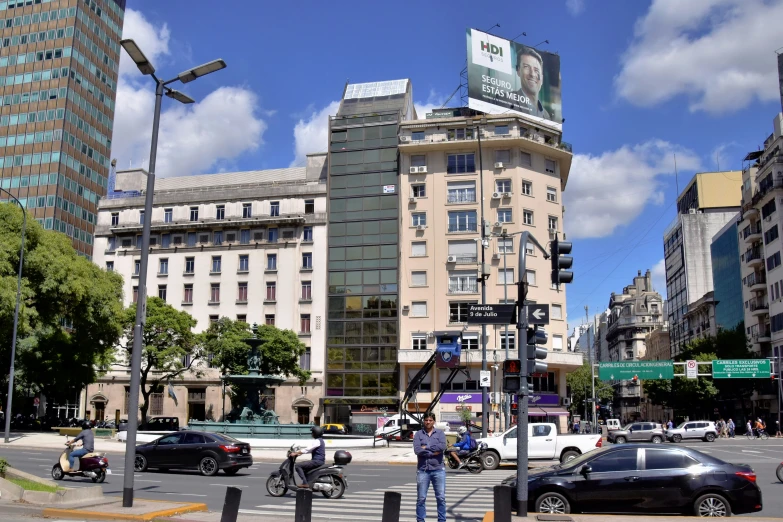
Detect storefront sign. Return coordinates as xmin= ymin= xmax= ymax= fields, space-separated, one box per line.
xmin=455 ymin=405 xmax=472 ymax=412
xmin=440 ymin=392 xmax=484 ymax=404
xmin=514 ymin=393 xmax=560 ymax=406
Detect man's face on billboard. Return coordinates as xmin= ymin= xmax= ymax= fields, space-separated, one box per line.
xmin=517 ymin=54 xmax=543 ymax=97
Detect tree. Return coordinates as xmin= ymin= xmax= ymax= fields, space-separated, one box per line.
xmin=566 ymin=362 xmax=614 ymax=416
xmin=0 ymin=203 xmax=124 ymax=405
xmin=118 ymin=297 xmax=198 ymax=424
xmin=644 ymin=351 xmax=719 ymax=420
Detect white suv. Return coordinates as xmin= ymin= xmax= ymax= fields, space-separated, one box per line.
xmin=665 ymin=420 xmax=717 ymax=442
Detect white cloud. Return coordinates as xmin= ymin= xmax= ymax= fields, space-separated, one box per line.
xmin=290 ymin=101 xmax=340 ymax=167
xmin=615 ymin=0 xmax=783 ymax=114
xmin=414 ymin=89 xmax=448 ymax=119
xmin=709 ymin=141 xmax=741 ymax=171
xmin=566 ymin=0 xmax=585 ymax=16
xmin=651 ymin=258 xmax=667 ymax=297
xmin=112 ymin=9 xmax=266 ymax=177
xmin=563 ymin=140 xmax=701 ymax=239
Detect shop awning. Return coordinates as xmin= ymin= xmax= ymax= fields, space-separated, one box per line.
xmin=529 ymin=407 xmax=569 ymax=417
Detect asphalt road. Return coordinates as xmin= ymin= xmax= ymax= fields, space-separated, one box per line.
xmin=1 ymin=438 xmax=782 ymax=520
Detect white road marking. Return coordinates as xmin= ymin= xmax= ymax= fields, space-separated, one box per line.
xmin=209 ymin=484 xmax=248 ymax=488
xmin=742 ymin=450 xmax=762 ymax=454
xmin=350 ymin=474 xmax=380 ymax=477
xmin=165 ymin=493 xmax=207 ymax=497
xmin=134 ymin=479 xmax=162 ymax=483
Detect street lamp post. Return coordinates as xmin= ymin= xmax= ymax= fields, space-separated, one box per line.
xmin=2 ymin=188 xmax=26 ymax=444
xmin=119 ymin=39 xmax=226 ymax=508
xmin=475 ymin=117 xmax=489 ymax=439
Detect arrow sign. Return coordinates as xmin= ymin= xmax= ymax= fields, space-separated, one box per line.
xmin=526 ymin=304 xmax=550 ymax=325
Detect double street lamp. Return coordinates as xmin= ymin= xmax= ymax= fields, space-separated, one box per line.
xmin=119 ymin=39 xmax=226 ymax=508
xmin=1 ymin=188 xmax=26 ymax=444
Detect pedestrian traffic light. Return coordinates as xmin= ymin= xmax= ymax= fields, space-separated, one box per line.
xmin=550 ymin=237 xmax=574 ymax=286
xmin=502 ymin=359 xmax=521 ymax=393
xmin=526 ymin=326 xmax=548 ymax=374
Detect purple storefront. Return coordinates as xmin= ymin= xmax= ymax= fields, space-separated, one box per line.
xmin=436 ymin=392 xmax=570 ymax=433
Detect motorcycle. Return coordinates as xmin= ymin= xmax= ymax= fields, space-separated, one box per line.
xmin=445 ymin=442 xmax=486 ymax=474
xmin=777 ymin=462 xmax=783 ymax=483
xmin=266 ymin=444 xmax=351 ymax=499
xmin=51 ymin=439 xmax=111 ymax=483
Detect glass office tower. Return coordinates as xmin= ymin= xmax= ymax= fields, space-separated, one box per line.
xmin=711 ymin=218 xmax=744 ymax=330
xmin=0 ymin=0 xmax=124 ymax=257
xmin=324 ymin=80 xmax=414 ymax=424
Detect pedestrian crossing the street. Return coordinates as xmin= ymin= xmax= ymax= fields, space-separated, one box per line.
xmin=241 ymin=469 xmax=511 ymax=521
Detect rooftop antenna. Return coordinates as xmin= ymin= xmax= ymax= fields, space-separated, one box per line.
xmin=674 ymin=153 xmax=680 ymax=204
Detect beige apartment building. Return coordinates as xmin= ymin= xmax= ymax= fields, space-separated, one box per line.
xmin=396 ymin=113 xmax=582 ymax=432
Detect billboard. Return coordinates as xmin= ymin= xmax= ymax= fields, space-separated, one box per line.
xmin=466 ymin=28 xmax=563 ymax=131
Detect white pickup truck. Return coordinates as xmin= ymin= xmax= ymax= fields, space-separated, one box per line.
xmin=477 ymin=423 xmax=603 ymax=470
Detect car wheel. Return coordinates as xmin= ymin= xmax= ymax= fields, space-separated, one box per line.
xmin=51 ymin=464 xmax=64 ymax=481
xmin=560 ymin=450 xmax=580 ymax=464
xmin=672 ymin=434 xmax=682 ymax=443
xmin=481 ymin=451 xmax=500 ymax=470
xmin=92 ymin=470 xmax=106 ymax=483
xmin=266 ymin=475 xmax=288 ymax=497
xmin=705 ymin=433 xmax=716 ymax=442
xmin=133 ymin=454 xmax=148 ymax=472
xmin=651 ymin=436 xmax=663 ymax=444
xmin=199 ymin=456 xmax=219 ymax=477
xmin=776 ymin=463 xmax=783 ymax=483
xmin=224 ymin=467 xmax=240 ymax=476
xmin=614 ymin=436 xmax=627 ymax=444
xmin=694 ymin=493 xmax=730 ymax=517
xmin=535 ymin=492 xmax=570 ymax=514
xmin=321 ymin=476 xmax=346 ymax=499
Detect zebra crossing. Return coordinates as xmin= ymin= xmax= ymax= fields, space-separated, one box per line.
xmin=240 ymin=469 xmax=511 ymax=521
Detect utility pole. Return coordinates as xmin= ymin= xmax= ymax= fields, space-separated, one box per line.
xmin=586 ymin=305 xmax=596 ymax=432
xmin=502 ymin=230 xmax=511 ymax=430
xmin=477 ymin=118 xmax=488 ymax=439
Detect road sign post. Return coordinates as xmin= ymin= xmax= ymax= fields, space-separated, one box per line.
xmin=598 ymin=361 xmax=674 ymax=381
xmin=480 ymin=370 xmax=491 ymax=388
xmin=686 ymin=360 xmax=698 ymax=379
xmin=712 ymin=359 xmax=771 ymax=379
xmin=466 ymin=304 xmax=516 ymax=325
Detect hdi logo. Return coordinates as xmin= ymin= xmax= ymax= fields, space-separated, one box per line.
xmin=481 ymin=41 xmax=503 ymax=59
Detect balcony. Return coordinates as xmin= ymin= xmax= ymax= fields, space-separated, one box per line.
xmin=744 ymin=250 xmax=764 ymax=267
xmin=447 ymin=225 xmax=478 ymax=233
xmin=751 ymin=176 xmax=783 ymax=206
xmin=753 ymin=329 xmax=772 ymax=343
xmin=742 ymin=224 xmax=763 ymax=244
xmin=447 ymin=193 xmax=477 ymax=204
xmin=750 ymin=301 xmax=769 ymax=317
xmin=447 ymin=255 xmax=478 ymax=265
xmin=748 ymin=274 xmax=767 ymax=292
xmin=448 ymin=282 xmax=479 ymax=294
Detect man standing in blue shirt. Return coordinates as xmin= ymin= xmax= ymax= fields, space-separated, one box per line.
xmin=413 ymin=413 xmax=447 ymax=522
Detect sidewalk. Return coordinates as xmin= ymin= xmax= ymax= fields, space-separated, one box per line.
xmin=2 ymin=497 xmax=207 ymax=521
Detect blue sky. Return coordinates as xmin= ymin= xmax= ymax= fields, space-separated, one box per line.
xmin=115 ymin=0 xmax=783 ymax=333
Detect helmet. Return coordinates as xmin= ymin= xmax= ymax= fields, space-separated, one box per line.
xmin=458 ymin=426 xmax=468 ymax=435
xmin=311 ymin=425 xmax=324 ymax=438
xmin=82 ymin=421 xmax=91 ymax=430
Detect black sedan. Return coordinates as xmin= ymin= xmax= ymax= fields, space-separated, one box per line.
xmin=134 ymin=431 xmax=252 ymax=476
xmin=502 ymin=444 xmax=762 ymax=517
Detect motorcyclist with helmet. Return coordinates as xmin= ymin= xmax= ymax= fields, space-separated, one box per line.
xmin=67 ymin=421 xmax=95 ymax=470
xmin=290 ymin=425 xmax=326 ymax=488
xmin=447 ymin=426 xmax=473 ymax=469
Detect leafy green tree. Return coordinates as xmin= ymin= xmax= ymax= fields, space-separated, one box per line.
xmin=118 ymin=297 xmax=198 ymax=424
xmin=644 ymin=351 xmax=719 ymax=419
xmin=566 ymin=362 xmax=614 ymax=416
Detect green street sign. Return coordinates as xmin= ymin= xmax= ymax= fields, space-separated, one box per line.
xmin=712 ymin=359 xmax=771 ymax=379
xmin=598 ymin=361 xmax=674 ymax=381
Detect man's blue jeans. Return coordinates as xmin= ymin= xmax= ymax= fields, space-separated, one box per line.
xmin=68 ymin=448 xmax=88 ymax=470
xmin=416 ymin=468 xmax=446 ymax=522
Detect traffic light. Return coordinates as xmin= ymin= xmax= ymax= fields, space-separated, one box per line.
xmin=551 ymin=237 xmax=574 ymax=286
xmin=526 ymin=326 xmax=548 ymax=374
xmin=502 ymin=359 xmax=521 ymax=393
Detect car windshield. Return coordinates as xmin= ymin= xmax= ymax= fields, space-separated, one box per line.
xmin=384 ymin=420 xmax=395 ymax=428
xmin=622 ymin=424 xmax=634 ymax=430
xmin=676 ymin=422 xmax=689 ymax=429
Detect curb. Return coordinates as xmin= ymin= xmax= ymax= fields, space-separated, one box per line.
xmin=42 ymin=501 xmax=208 ymax=521
xmin=483 ymin=512 xmax=494 ymax=522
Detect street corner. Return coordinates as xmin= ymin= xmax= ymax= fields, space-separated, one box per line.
xmin=42 ymin=500 xmax=208 ymax=521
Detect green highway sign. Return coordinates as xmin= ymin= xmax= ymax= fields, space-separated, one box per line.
xmin=598 ymin=361 xmax=674 ymax=381
xmin=712 ymin=359 xmax=771 ymax=379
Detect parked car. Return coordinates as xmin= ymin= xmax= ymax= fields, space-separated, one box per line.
xmin=501 ymin=444 xmax=762 ymax=516
xmin=322 ymin=423 xmax=350 ymax=435
xmin=608 ymin=422 xmax=665 ymax=444
xmin=139 ymin=416 xmax=180 ymax=432
xmin=375 ymin=415 xmax=421 ymax=440
xmin=665 ymin=420 xmax=717 ymax=443
xmin=133 ymin=431 xmax=252 ymax=476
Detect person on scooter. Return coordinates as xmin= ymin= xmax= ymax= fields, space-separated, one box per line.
xmin=447 ymin=426 xmax=473 ymax=469
xmin=291 ymin=425 xmax=325 ymax=489
xmin=67 ymin=422 xmax=94 ymax=470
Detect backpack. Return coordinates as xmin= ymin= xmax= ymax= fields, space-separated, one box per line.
xmin=468 ymin=435 xmax=478 ymax=451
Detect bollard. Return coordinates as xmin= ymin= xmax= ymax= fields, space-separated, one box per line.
xmin=220 ymin=486 xmax=242 ymax=522
xmin=295 ymin=487 xmax=313 ymax=522
xmin=381 ymin=491 xmax=402 ymax=522
xmin=493 ymin=484 xmax=514 ymax=522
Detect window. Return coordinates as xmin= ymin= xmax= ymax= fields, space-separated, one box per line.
xmin=211 ymin=256 xmax=222 ymax=274
xmin=495 ymin=149 xmax=510 ymax=164
xmin=546 ymin=186 xmax=557 ymax=202
xmin=448 ymin=211 xmax=478 ymax=232
xmin=412 ymin=213 xmax=427 ymax=226
xmin=448 ymin=240 xmax=477 ymax=263
xmin=768 ymin=251 xmax=781 ymax=271
xmin=500 ymin=331 xmax=516 ymax=351
xmin=643 ymin=449 xmax=697 ymax=470
xmin=302 ymin=252 xmax=313 ymax=269
xmin=158 ymin=285 xmax=167 ymax=301
xmin=412 ymin=131 xmax=425 ymax=141
xmin=300 ymin=348 xmax=311 ymax=370
xmin=462 ymin=334 xmax=479 ymax=350
xmin=522 ymin=181 xmax=532 ymax=196
xmin=449 ymin=271 xmax=478 ymax=293
xmin=305 ymin=199 xmax=315 ymax=214
xmin=183 ymin=284 xmax=193 ymax=304
xmin=589 ymin=449 xmax=639 ymax=473
xmin=545 ymin=159 xmax=556 ymax=174
xmin=106 ymin=261 xmax=114 ymax=271
xmin=412 ymin=184 xmax=426 ymax=198
xmin=411 ymin=241 xmax=427 ymax=257
xmin=137 ymin=235 xmax=143 ymax=249
xmin=268 ymin=228 xmax=279 ymax=242
xmin=552 ymin=335 xmax=564 ymax=351
xmin=498 ymin=209 xmax=512 ymax=223
xmin=495 ymin=125 xmax=509 ymax=135
xmin=213 ymin=231 xmax=223 ymax=246
xmin=301 ymin=281 xmax=312 ymax=300
xmin=238 ymin=254 xmax=249 ymax=272
xmin=265 ymin=314 xmax=275 ymax=325
xmin=216 ymin=205 xmax=225 ymax=220
xmin=111 ymin=212 xmax=118 ymax=226
xmin=523 ymin=210 xmax=534 ymax=225
xmin=411 ymin=301 xmax=428 ymax=317
xmin=447 ymin=181 xmax=476 ymax=203
xmin=762 ymin=199 xmax=776 ymax=218
xmin=532 ymin=425 xmax=552 ymax=437
xmin=496 ymin=179 xmax=511 ymax=193
xmin=269 ymin=202 xmax=279 ymax=217
xmin=210 ymin=283 xmax=220 ymax=303
xmin=132 ymin=286 xmax=139 ymax=303
xmin=525 ymin=270 xmax=536 ymax=286
xmin=447 ymin=153 xmax=476 ymax=174
xmin=301 ymin=314 xmax=311 ymax=333
xmin=185 ymin=257 xmax=195 ymax=274
xmin=266 ymin=282 xmax=276 ymax=301
xmin=108 ymin=237 xmax=117 ymax=251
xmin=237 ymin=315 xmax=247 ymax=323
xmin=520 ymin=151 xmax=532 ymax=167
xmin=498 ymin=269 xmax=514 ymax=284
xmin=303 ymin=226 xmax=313 ymax=242
xmin=134 ymin=260 xmax=140 ymax=275
xmin=447 ymin=128 xmax=474 ymax=140
xmin=412 ymin=335 xmax=427 ymax=350
xmin=411 ymin=155 xmax=426 ymax=167
xmin=159 ymin=258 xmax=168 ymax=275
xmin=552 ymin=304 xmax=563 ymax=320
xmin=449 ymin=302 xmax=474 ymax=323
xmin=765 ymin=225 xmax=779 ymax=244
xmin=190 ymin=207 xmax=199 ymax=221
xmin=267 ymin=254 xmax=277 ymax=270
xmin=498 ymin=238 xmax=513 ymax=254
xmin=237 ymin=282 xmax=248 ymax=302
xmin=187 ymin=232 xmax=196 ymax=247
xmin=139 ymin=211 xmax=144 ymax=224
xmin=411 ymin=271 xmax=427 ymax=287
xmin=548 ymin=216 xmax=558 ymax=231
